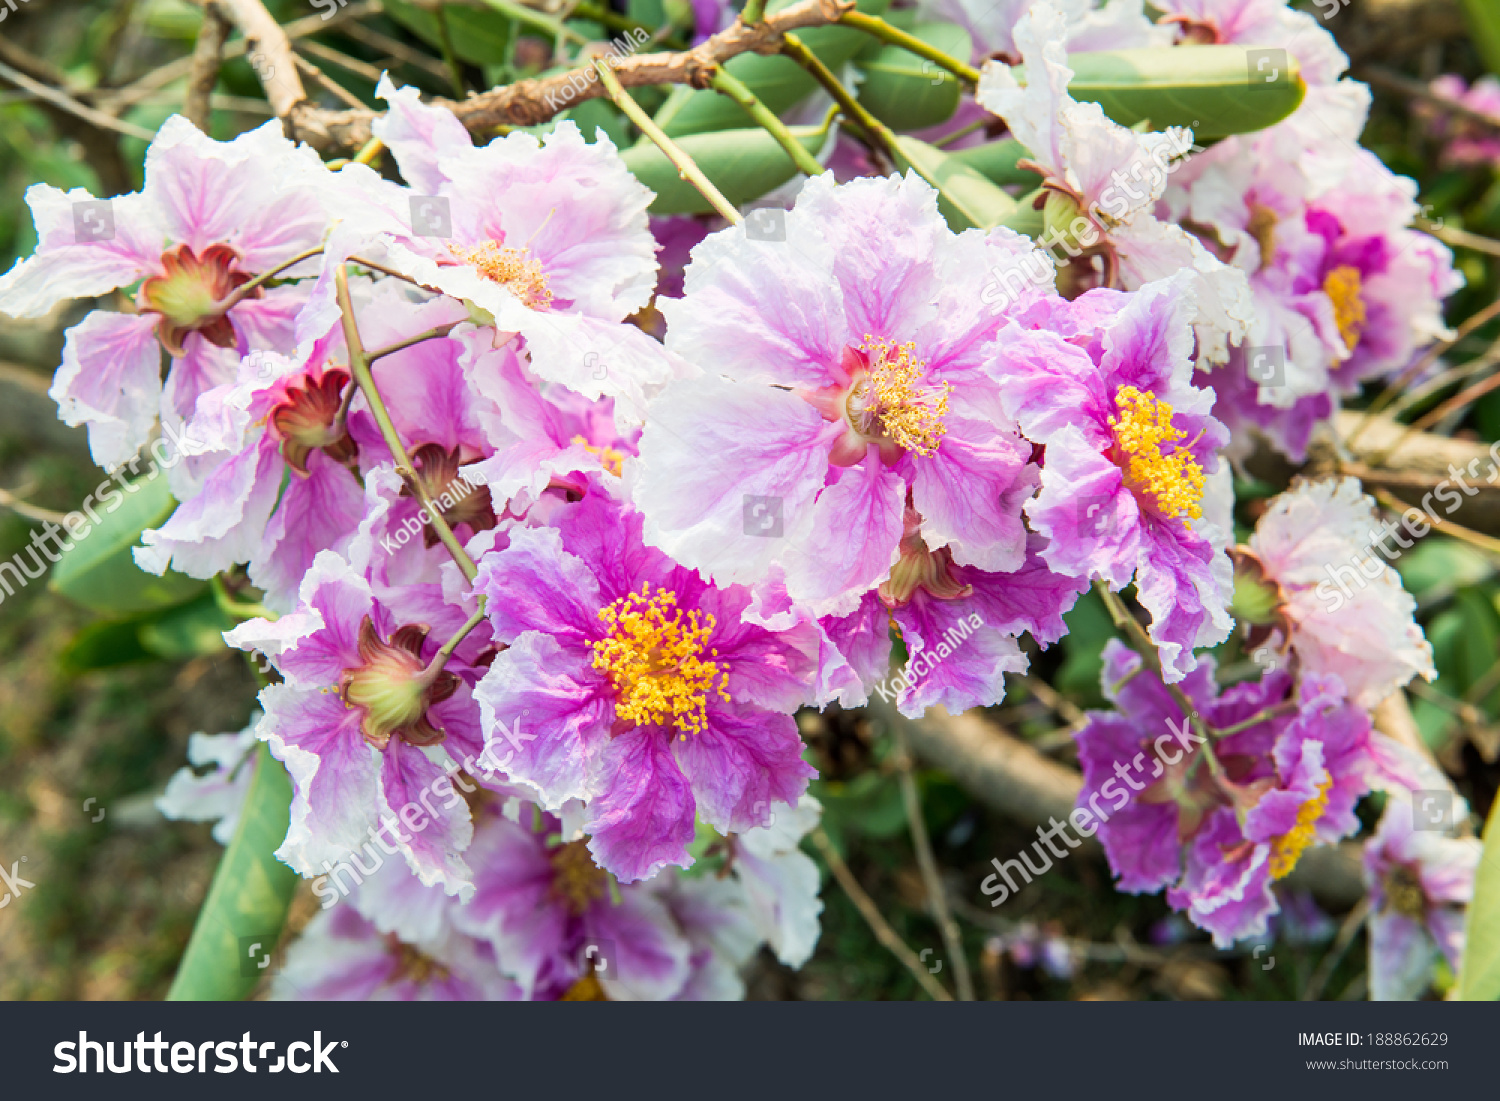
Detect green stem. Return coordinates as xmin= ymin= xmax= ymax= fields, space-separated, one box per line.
xmin=594 ymin=60 xmax=742 ymax=224
xmin=838 ymin=10 xmax=979 ymax=83
xmin=433 ymin=5 xmax=469 ymax=98
xmin=214 ymin=245 xmax=324 ymax=312
xmin=367 ymin=322 xmax=462 ymax=363
xmin=741 ymin=0 xmax=767 ymax=24
xmin=1213 ymin=700 xmax=1298 ymax=739
xmin=478 ymin=0 xmax=591 ymax=47
xmin=1093 ymin=581 xmax=1226 ymax=783
xmin=709 ymin=65 xmax=825 ymax=177
xmin=211 ymin=574 xmax=277 ymax=622
xmin=782 ymin=33 xmax=900 ymax=167
xmin=334 ymin=264 xmax=478 ymax=581
xmin=932 ymin=116 xmax=988 ymax=148
xmin=426 ymin=606 xmax=487 ymax=678
xmin=573 ymin=1 xmax=684 ymax=47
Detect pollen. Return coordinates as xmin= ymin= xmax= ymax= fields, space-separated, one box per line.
xmin=851 ymin=336 xmax=950 ymax=457
xmin=1323 ymin=265 xmax=1366 ymax=358
xmin=1108 ymin=386 xmax=1206 ymax=524
xmin=572 ymin=435 xmax=624 ymax=477
xmin=549 ymin=840 xmax=608 ymax=916
xmin=451 ymin=240 xmax=553 ymax=310
xmin=590 ymin=584 xmax=730 ymax=738
xmin=1268 ymin=776 xmax=1333 ymax=880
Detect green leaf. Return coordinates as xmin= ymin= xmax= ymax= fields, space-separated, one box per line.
xmin=1011 ymin=46 xmax=1306 ymax=139
xmin=1394 ymin=538 xmax=1495 ymax=605
xmin=167 ymin=743 xmax=299 ymax=1001
xmin=383 ymin=0 xmax=513 ymax=66
xmin=59 ymin=617 xmax=155 ymax=673
xmin=1462 ymin=0 xmax=1500 ymax=77
xmin=57 ymin=590 xmax=230 ymax=673
xmin=855 ymin=22 xmax=972 ymax=132
xmin=655 ymin=0 xmax=890 ymax=137
xmin=623 ymin=125 xmax=830 ymax=214
xmin=1458 ymin=795 xmax=1500 ymax=999
xmin=48 ymin=474 xmax=204 ymax=614
xmin=891 ymin=135 xmax=1019 ymax=230
xmin=950 ymin=137 xmax=1036 ymax=187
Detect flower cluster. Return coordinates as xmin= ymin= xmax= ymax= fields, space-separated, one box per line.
xmin=3 ymin=0 xmax=1478 ymax=1001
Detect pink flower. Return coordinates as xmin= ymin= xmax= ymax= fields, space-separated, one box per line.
xmin=632 ymin=172 xmax=1045 ymax=616
xmin=0 ymin=117 xmax=328 ymax=467
xmin=991 ymin=277 xmax=1233 ymax=679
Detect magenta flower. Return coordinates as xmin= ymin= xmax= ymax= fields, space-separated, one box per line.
xmin=472 ymin=485 xmax=819 ymax=883
xmin=304 ymin=79 xmax=685 ymax=423
xmin=1420 ymin=75 xmax=1500 ymax=168
xmin=824 ymin=517 xmax=1088 ymax=717
xmin=226 ymin=549 xmax=493 ymax=894
xmin=632 ymin=172 xmax=1046 ymax=615
xmin=991 ymin=277 xmax=1233 ymax=679
xmin=1363 ymin=790 xmax=1480 ymax=1000
xmin=0 ymin=117 xmax=328 ymax=468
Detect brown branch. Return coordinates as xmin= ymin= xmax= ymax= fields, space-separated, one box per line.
xmin=186 ymin=0 xmax=232 ymax=130
xmin=278 ymin=0 xmax=855 ymax=151
xmin=1360 ymin=65 xmax=1500 ymax=132
xmin=217 ymin=0 xmax=310 ymax=118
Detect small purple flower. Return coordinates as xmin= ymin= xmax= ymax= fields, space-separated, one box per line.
xmin=472 ymin=485 xmax=819 ymax=882
xmin=992 ymin=277 xmax=1233 ymax=679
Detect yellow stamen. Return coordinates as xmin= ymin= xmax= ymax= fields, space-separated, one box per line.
xmin=549 ymin=839 xmax=608 ymax=916
xmin=1323 ymin=265 xmax=1366 ymax=358
xmin=451 ymin=240 xmax=552 ymax=310
xmin=850 ymin=336 xmax=950 ymax=457
xmin=590 ymin=584 xmax=730 ymax=738
xmin=572 ymin=434 xmax=624 ymax=477
xmin=1268 ymin=776 xmax=1333 ymax=880
xmin=1108 ymin=386 xmax=1205 ymax=523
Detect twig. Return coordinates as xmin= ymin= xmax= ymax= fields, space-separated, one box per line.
xmin=0 ymin=486 xmax=67 ymax=526
xmin=1360 ymin=65 xmax=1500 ymax=132
xmin=1348 ymin=296 xmax=1500 ymax=447
xmin=781 ymin=31 xmax=899 ymax=167
xmin=1019 ymin=674 xmax=1086 ymax=728
xmin=334 ymin=264 xmax=478 ymax=581
xmin=891 ymin=723 xmax=975 ymax=999
xmin=708 ymin=65 xmax=825 ymax=177
xmin=594 ymin=60 xmax=742 ymax=224
xmin=334 ymin=19 xmax=453 ymax=84
xmin=217 ymin=0 xmax=310 ymax=117
xmin=367 ymin=323 xmax=462 ymax=362
xmin=432 ymin=5 xmax=469 ymax=98
xmin=808 ymin=828 xmax=955 ymax=1001
xmin=1408 ymin=367 xmax=1500 ymax=433
xmin=0 ymin=58 xmax=156 ymax=142
xmin=296 ymin=39 xmax=386 ymax=85
xmin=185 ymin=0 xmax=232 ymax=130
xmin=838 ymin=10 xmax=979 ymax=83
xmin=1301 ymin=896 xmax=1370 ymax=1001
xmin=1373 ymin=488 xmax=1500 ymax=559
xmin=1421 ymin=220 xmax=1500 ymax=258
xmin=294 ymin=55 xmax=368 ymax=110
xmin=277 ymin=0 xmax=856 ymax=150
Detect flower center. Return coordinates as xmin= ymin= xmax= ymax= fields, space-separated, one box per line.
xmin=267 ymin=366 xmax=356 ymax=476
xmin=879 ymin=511 xmax=973 ymax=607
xmin=138 ymin=242 xmax=259 ymax=356
xmin=571 ymin=435 xmax=624 ymax=477
xmin=339 ymin=617 xmax=459 ymax=750
xmin=1383 ymin=864 xmax=1428 ymax=921
xmin=1247 ymin=203 xmax=1278 ymax=270
xmin=451 ymin=240 xmax=552 ymax=310
xmin=1323 ymin=265 xmax=1366 ymax=358
xmin=402 ymin=443 xmax=498 ymax=547
xmin=845 ymin=336 xmax=950 ymax=458
xmin=590 ymin=584 xmax=729 ymax=739
xmin=549 ymin=839 xmax=608 ymax=916
xmin=1108 ymin=386 xmax=1205 ymax=524
xmin=1267 ymin=776 xmax=1333 ymax=880
xmin=385 ymin=937 xmax=451 ymax=987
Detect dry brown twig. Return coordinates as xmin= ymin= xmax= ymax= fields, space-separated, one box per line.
xmin=185 ymin=0 xmax=232 ymax=130
xmin=220 ymin=0 xmax=853 ymax=151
